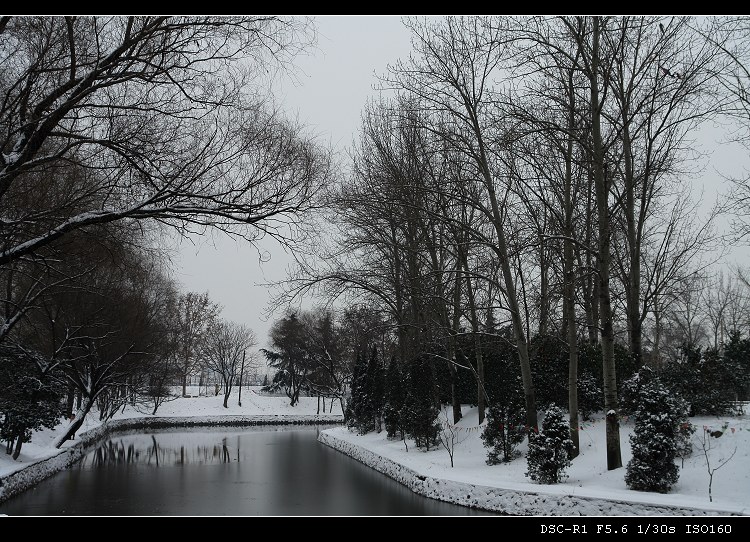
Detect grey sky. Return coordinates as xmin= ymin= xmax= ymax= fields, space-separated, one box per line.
xmin=170 ymin=15 xmax=750 ymax=349
xmin=172 ymin=16 xmax=413 ymax=347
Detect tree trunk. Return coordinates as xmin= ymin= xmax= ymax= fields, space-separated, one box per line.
xmin=65 ymin=384 xmax=75 ymax=418
xmin=12 ymin=435 xmax=23 ymax=460
xmin=182 ymin=372 xmax=187 ymax=397
xmin=563 ymin=71 xmax=580 ymax=459
xmin=539 ymin=237 xmax=549 ymax=337
xmin=474 ymin=127 xmax=537 ymax=431
xmin=238 ymin=351 xmax=245 ymax=407
xmin=565 ymin=245 xmax=580 ymax=459
xmin=653 ymin=303 xmax=662 ymax=369
xmin=622 ymin=108 xmax=643 ymax=366
xmin=584 ymin=164 xmax=599 ymax=345
xmin=223 ymin=378 xmax=231 ymax=408
xmin=461 ymin=254 xmax=486 ymax=423
xmin=55 ymin=396 xmax=95 ymax=448
xmin=447 ymin=361 xmax=462 ymax=424
xmin=448 ymin=260 xmax=463 ymax=424
xmin=589 ymin=17 xmax=622 ymax=470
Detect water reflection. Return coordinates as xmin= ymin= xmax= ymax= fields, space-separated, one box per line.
xmin=0 ymin=426 xmax=493 ymax=516
xmin=86 ymin=434 xmax=244 ymax=467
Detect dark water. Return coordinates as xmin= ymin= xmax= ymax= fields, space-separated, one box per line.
xmin=0 ymin=426 xmax=490 ymax=516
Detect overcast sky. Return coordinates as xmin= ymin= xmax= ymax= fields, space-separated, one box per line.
xmin=171 ymin=16 xmax=413 ymax=347
xmin=170 ymin=16 xmax=750 ymax=350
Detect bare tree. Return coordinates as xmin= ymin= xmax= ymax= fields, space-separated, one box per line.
xmin=703 ymin=17 xmax=750 ymax=241
xmin=201 ymin=320 xmax=257 ymax=408
xmin=386 ymin=16 xmax=539 ymax=430
xmin=438 ymin=409 xmax=469 ymax=468
xmin=173 ymin=292 xmax=221 ymax=397
xmin=0 ymin=16 xmax=330 ymax=343
xmin=660 ymin=272 xmax=710 ymax=359
xmin=703 ymin=271 xmax=750 ymax=350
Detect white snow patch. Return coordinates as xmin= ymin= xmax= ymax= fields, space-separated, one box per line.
xmin=319 ymin=406 xmax=750 ymax=516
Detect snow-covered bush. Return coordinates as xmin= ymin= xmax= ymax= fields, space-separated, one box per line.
xmin=526 ymin=406 xmax=572 ymax=484
xmin=625 ymin=377 xmax=689 ymax=493
xmin=0 ymin=344 xmax=65 ymax=459
xmin=578 ymin=371 xmax=603 ymax=421
xmin=619 ymin=365 xmax=656 ymax=415
xmin=661 ymin=343 xmax=739 ymax=416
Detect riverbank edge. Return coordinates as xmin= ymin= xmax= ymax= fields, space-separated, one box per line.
xmin=0 ymin=413 xmax=344 ymax=504
xmin=318 ymin=429 xmax=748 ymax=516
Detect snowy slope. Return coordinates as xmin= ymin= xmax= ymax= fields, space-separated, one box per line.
xmin=319 ymin=406 xmax=750 ymax=516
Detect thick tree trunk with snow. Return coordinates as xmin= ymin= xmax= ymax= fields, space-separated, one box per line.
xmin=55 ymin=396 xmax=95 ymax=448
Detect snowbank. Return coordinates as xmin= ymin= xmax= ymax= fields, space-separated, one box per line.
xmin=319 ymin=408 xmax=750 ymax=516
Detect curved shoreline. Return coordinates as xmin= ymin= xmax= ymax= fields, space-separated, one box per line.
xmin=318 ymin=429 xmax=747 ymax=516
xmin=0 ymin=414 xmax=343 ymax=504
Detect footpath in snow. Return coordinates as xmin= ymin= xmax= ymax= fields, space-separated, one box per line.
xmin=0 ymin=387 xmax=343 ymax=503
xmin=319 ymin=406 xmax=750 ymax=516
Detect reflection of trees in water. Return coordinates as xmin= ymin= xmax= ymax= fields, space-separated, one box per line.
xmin=87 ymin=436 xmax=242 ymax=467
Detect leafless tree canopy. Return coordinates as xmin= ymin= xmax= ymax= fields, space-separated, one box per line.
xmin=201 ymin=319 xmax=257 ymax=408
xmin=0 ymin=16 xmax=330 ymax=266
xmin=0 ymin=16 xmax=331 ymax=343
xmin=276 ymin=16 xmax=749 ymax=472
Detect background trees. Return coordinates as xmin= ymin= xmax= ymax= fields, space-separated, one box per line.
xmin=278 ymin=15 xmax=748 ymax=475
xmin=173 ymin=292 xmax=221 ymax=397
xmin=0 ymin=16 xmax=330 ymax=343
xmin=1 ymin=16 xmax=317 ymax=448
xmin=201 ymin=320 xmax=257 ymax=408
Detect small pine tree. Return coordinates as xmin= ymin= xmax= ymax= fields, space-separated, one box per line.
xmin=526 ymin=406 xmax=572 ymax=484
xmin=383 ymin=356 xmax=406 ymax=439
xmin=620 ymin=365 xmax=656 ymax=415
xmin=625 ymin=377 xmax=689 ymax=493
xmin=481 ymin=374 xmax=526 ymax=464
xmin=401 ymin=355 xmax=440 ymax=450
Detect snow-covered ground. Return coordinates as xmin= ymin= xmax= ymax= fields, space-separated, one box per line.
xmin=3 ymin=389 xmax=748 ymax=515
xmin=320 ymin=406 xmax=750 ymax=516
xmin=0 ymin=386 xmax=343 ymax=481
